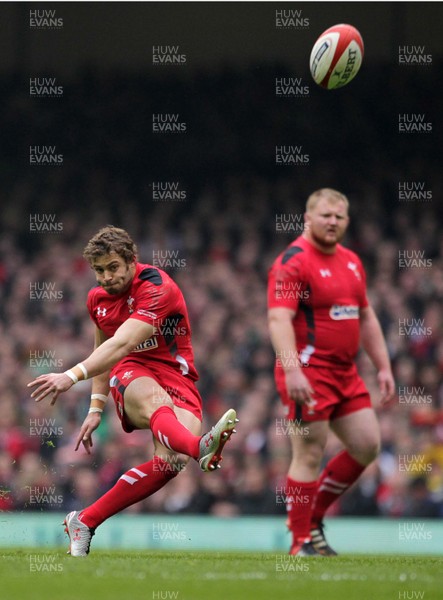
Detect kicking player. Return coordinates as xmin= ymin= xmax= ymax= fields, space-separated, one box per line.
xmin=268 ymin=188 xmax=395 ymax=556
xmin=28 ymin=226 xmax=238 ymax=556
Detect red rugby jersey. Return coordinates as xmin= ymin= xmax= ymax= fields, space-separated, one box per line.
xmin=268 ymin=236 xmax=369 ymax=367
xmin=87 ymin=262 xmax=198 ymax=380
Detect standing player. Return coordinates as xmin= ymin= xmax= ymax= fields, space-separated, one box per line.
xmin=28 ymin=226 xmax=238 ymax=556
xmin=268 ymin=189 xmax=395 ymax=556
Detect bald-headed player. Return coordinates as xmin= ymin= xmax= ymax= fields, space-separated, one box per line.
xmin=268 ymin=189 xmax=395 ymax=556
xmin=29 ymin=226 xmax=238 ymax=556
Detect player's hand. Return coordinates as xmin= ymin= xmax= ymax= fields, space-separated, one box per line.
xmin=377 ymin=368 xmax=396 ymax=406
xmin=285 ymin=368 xmax=315 ymax=407
xmin=74 ymin=413 xmax=102 ymax=454
xmin=27 ymin=373 xmax=74 ymax=405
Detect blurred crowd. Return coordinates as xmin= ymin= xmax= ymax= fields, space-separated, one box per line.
xmin=0 ymin=62 xmax=442 ymax=521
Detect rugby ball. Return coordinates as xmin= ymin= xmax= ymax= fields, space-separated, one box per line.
xmin=309 ymin=24 xmax=364 ymax=89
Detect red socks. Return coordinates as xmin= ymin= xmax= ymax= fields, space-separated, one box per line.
xmin=79 ymin=456 xmax=178 ymax=528
xmin=286 ymin=477 xmax=317 ymax=546
xmin=311 ymin=450 xmax=365 ymax=526
xmin=286 ymin=451 xmax=366 ymax=547
xmin=149 ymin=406 xmax=200 ymax=458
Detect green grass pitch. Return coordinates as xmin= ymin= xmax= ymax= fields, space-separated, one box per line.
xmin=1 ymin=549 xmax=442 ymax=600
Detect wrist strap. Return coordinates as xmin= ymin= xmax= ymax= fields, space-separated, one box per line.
xmin=77 ymin=363 xmax=88 ymax=379
xmin=88 ymin=407 xmax=103 ymax=414
xmin=65 ymin=363 xmax=89 ymax=384
xmin=91 ymin=393 xmax=108 ymax=404
xmin=65 ymin=369 xmax=78 ymax=384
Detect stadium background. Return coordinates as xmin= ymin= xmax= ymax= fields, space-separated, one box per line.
xmin=0 ymin=2 xmax=442 ymax=549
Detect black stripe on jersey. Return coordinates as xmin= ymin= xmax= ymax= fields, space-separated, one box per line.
xmin=161 ymin=313 xmax=184 ymax=346
xmin=139 ymin=267 xmax=163 ymax=285
xmin=299 ymin=284 xmax=315 ymax=344
xmin=282 ymin=246 xmax=303 ymax=265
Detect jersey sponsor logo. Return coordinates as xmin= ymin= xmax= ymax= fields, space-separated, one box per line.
xmin=136 ymin=309 xmax=158 ymax=319
xmin=133 ymin=336 xmax=159 ymax=352
xmin=329 ymin=305 xmax=359 ymax=320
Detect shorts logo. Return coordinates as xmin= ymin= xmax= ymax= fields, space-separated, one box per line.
xmin=307 ymin=399 xmax=317 ymax=415
xmin=122 ymin=370 xmax=134 ymax=380
xmin=329 ymin=305 xmax=359 ymax=320
xmin=133 ymin=337 xmax=159 ymax=352
xmin=97 ymin=306 xmax=107 ymax=317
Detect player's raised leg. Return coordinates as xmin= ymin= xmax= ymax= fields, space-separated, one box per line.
xmin=123 ymin=377 xmax=238 ymax=471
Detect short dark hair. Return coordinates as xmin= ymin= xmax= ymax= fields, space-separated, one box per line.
xmin=83 ymin=226 xmax=137 ymax=264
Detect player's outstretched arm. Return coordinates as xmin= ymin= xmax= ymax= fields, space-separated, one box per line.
xmin=28 ymin=319 xmax=155 ymax=404
xmin=359 ymin=305 xmax=395 ymax=405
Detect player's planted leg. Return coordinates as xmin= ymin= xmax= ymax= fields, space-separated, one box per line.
xmin=64 ymin=511 xmax=95 ymax=557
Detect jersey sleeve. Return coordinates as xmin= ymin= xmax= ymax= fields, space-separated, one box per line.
xmin=268 ymin=249 xmax=307 ymax=313
xmin=130 ymin=281 xmax=173 ymax=328
xmin=86 ymin=289 xmax=99 ymax=326
xmin=356 ymin=255 xmax=369 ymax=309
